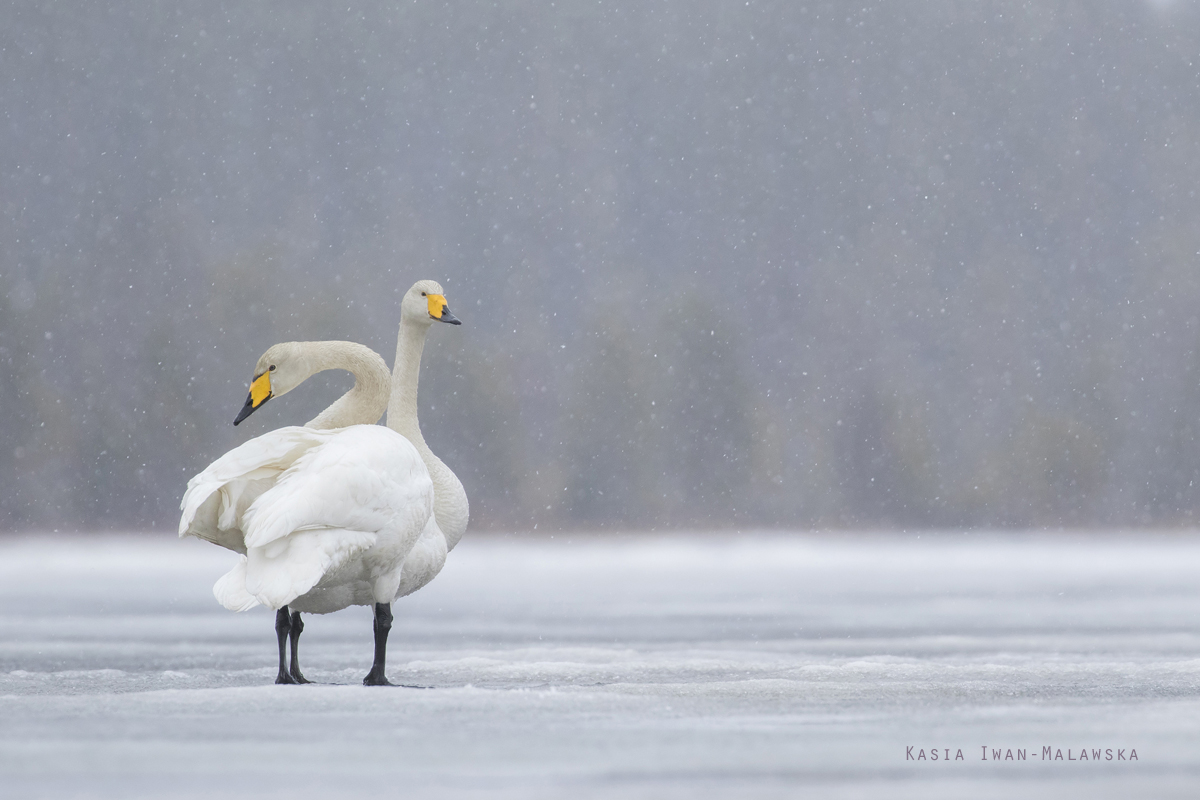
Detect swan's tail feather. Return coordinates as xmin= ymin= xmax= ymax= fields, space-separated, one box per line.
xmin=213 ymin=557 xmax=261 ymax=612
xmin=244 ymin=528 xmax=377 ymax=609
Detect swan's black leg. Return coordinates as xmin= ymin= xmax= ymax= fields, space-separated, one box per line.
xmin=275 ymin=606 xmax=297 ymax=684
xmin=363 ymin=602 xmax=396 ymax=686
xmin=288 ymin=610 xmax=311 ymax=684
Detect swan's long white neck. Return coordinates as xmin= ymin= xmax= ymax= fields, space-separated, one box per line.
xmin=300 ymin=341 xmax=392 ymax=430
xmin=387 ymin=316 xmax=469 ymax=550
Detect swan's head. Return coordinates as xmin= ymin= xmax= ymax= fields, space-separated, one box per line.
xmin=402 ymin=280 xmax=461 ymax=326
xmin=233 ymin=342 xmax=311 ymax=426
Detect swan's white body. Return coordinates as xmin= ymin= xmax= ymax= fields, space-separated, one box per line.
xmin=179 ymin=341 xmax=434 ymax=614
xmin=181 ymin=425 xmax=432 ymax=613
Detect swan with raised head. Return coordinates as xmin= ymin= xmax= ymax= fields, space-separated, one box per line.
xmin=179 ymin=288 xmax=462 ymax=685
xmin=385 ymin=280 xmax=470 ymax=603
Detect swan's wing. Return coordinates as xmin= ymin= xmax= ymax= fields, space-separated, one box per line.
xmin=243 ymin=527 xmax=379 ymax=610
xmin=213 ymin=556 xmax=260 ymax=612
xmin=178 ymin=426 xmax=332 ymax=539
xmin=237 ymin=426 xmax=434 ymax=607
xmin=241 ymin=427 xmax=431 ymax=550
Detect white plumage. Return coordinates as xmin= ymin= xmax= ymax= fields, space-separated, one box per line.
xmin=179 ymin=284 xmax=466 ymax=685
xmin=180 ymin=424 xmax=432 ymax=614
xmin=178 ymin=340 xmax=427 ymax=619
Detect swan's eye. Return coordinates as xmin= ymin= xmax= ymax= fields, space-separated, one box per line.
xmin=269 ymin=365 xmax=276 ymax=371
xmin=421 ymin=292 xmax=427 ymax=297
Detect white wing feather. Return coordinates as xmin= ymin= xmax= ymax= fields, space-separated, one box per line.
xmin=213 ymin=557 xmax=259 ymax=612
xmin=179 ymin=426 xmax=328 ymax=538
xmin=179 ymin=424 xmax=433 ymax=611
xmin=243 ymin=527 xmax=379 ymax=610
xmin=242 ymin=427 xmax=426 ymax=549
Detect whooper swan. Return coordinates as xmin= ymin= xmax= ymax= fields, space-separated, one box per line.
xmin=385 ymin=279 xmax=470 ymax=604
xmin=179 ymin=289 xmax=461 ymax=685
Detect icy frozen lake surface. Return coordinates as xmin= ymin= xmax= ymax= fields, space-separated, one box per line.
xmin=1 ymin=531 xmax=1198 ymax=798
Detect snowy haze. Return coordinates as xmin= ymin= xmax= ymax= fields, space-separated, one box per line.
xmin=5 ymin=1 xmax=1200 ymax=532
xmin=2 ymin=532 xmax=1198 ymax=798
xmin=4 ymin=4 xmax=1199 ymax=796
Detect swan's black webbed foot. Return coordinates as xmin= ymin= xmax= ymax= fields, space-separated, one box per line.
xmin=362 ymin=667 xmax=396 ymax=686
xmin=363 ymin=602 xmax=396 ymax=686
xmin=288 ymin=610 xmax=312 ymax=684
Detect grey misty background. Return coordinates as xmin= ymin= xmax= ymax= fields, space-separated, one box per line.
xmin=1 ymin=0 xmax=1198 ymax=533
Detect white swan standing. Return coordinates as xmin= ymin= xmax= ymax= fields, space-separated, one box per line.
xmin=385 ymin=280 xmax=470 ymax=602
xmin=179 ymin=340 xmax=425 ymax=685
xmin=179 ymin=288 xmax=462 ymax=685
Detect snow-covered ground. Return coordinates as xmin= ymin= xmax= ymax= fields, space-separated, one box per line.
xmin=1 ymin=531 xmax=1198 ymax=798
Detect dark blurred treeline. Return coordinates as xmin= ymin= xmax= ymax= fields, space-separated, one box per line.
xmin=3 ymin=0 xmax=1200 ymax=532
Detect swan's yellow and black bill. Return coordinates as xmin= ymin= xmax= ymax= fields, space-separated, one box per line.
xmin=233 ymin=371 xmax=273 ymax=426
xmin=427 ymin=294 xmax=462 ymax=325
